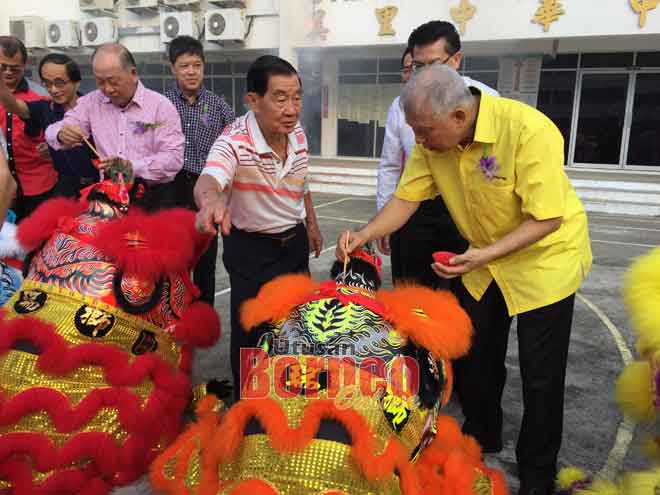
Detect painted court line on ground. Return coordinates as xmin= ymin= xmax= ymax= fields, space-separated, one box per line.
xmin=576 ymin=292 xmax=635 ymax=480
xmin=316 ymin=215 xmax=368 ymax=224
xmin=591 ymin=239 xmax=655 ymax=248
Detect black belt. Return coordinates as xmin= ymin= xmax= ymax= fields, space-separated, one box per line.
xmin=231 ymin=223 xmax=302 ymax=247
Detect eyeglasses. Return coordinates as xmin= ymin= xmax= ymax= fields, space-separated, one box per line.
xmin=0 ymin=64 xmax=24 ymax=74
xmin=41 ymin=78 xmax=71 ymax=89
xmin=412 ymin=53 xmax=456 ymax=72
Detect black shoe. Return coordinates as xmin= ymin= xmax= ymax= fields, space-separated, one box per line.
xmin=518 ymin=482 xmax=554 ymax=495
xmin=480 ymin=442 xmax=503 ymax=454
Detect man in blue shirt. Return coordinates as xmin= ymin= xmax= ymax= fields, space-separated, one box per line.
xmin=165 ymin=36 xmax=235 ymax=305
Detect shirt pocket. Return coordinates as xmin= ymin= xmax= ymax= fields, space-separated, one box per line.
xmin=468 ymin=180 xmax=520 ymax=244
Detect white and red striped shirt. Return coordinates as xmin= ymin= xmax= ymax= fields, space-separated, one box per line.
xmin=201 ymin=111 xmax=309 ymax=234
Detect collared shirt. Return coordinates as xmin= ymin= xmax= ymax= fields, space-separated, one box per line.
xmin=377 ymin=76 xmax=499 ymax=210
xmin=395 ymin=90 xmax=592 ymax=316
xmin=25 ymin=98 xmax=98 ymax=179
xmin=201 ymin=111 xmax=309 ymax=234
xmin=46 ymin=81 xmax=184 ymax=184
xmin=164 ymin=84 xmax=235 ymax=175
xmin=0 ymin=78 xmax=58 ymax=196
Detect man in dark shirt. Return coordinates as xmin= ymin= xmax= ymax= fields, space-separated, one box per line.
xmin=0 ymin=51 xmax=97 ymax=199
xmin=165 ymin=36 xmax=235 ymax=305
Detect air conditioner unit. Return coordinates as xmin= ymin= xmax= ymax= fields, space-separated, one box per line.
xmin=160 ymin=11 xmax=199 ymax=43
xmin=79 ymin=0 xmax=115 ymax=11
xmin=205 ymin=8 xmax=246 ymax=43
xmin=162 ymin=0 xmax=200 ymax=7
xmin=207 ymin=0 xmax=246 ymax=8
xmin=81 ymin=18 xmax=117 ymax=46
xmin=46 ymin=20 xmax=80 ymax=48
xmin=9 ymin=16 xmax=46 ymax=49
xmin=125 ymin=0 xmax=160 ymax=13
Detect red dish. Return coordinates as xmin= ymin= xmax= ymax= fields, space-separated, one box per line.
xmin=432 ymin=251 xmax=457 ymax=265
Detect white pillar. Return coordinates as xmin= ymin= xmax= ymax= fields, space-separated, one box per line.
xmin=277 ymin=0 xmax=299 ymax=69
xmin=321 ymin=54 xmax=338 ymax=157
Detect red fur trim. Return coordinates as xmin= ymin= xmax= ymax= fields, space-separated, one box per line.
xmin=91 ymin=208 xmax=207 ymax=281
xmin=0 ymin=313 xmax=194 ymax=493
xmin=161 ymin=208 xmax=212 ymax=265
xmin=240 ymin=274 xmax=320 ymax=331
xmin=173 ymin=302 xmax=220 ymax=348
xmin=376 ymin=286 xmax=472 ymax=360
xmin=16 ymin=198 xmax=86 ymax=251
xmin=0 ymin=314 xmax=191 ymax=395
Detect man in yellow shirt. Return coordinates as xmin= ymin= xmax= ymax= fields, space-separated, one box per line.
xmin=336 ymin=64 xmax=592 ymax=495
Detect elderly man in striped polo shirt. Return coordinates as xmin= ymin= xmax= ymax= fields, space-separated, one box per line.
xmin=194 ymin=55 xmax=323 ymax=399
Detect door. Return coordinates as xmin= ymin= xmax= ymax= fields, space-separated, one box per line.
xmin=626 ymin=72 xmax=660 ymax=168
xmin=571 ymin=72 xmax=631 ymax=167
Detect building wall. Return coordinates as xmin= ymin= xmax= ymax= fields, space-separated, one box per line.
xmin=298 ymin=0 xmax=660 ymax=48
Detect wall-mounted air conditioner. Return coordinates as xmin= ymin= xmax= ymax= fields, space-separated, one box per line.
xmin=160 ymin=11 xmax=199 ymax=43
xmin=205 ymin=8 xmax=246 ymax=43
xmin=81 ymin=18 xmax=118 ymax=46
xmin=79 ymin=0 xmax=116 ymax=11
xmin=207 ymin=0 xmax=246 ymax=8
xmin=162 ymin=0 xmax=200 ymax=8
xmin=46 ymin=21 xmax=81 ymax=48
xmin=9 ymin=16 xmax=46 ymax=49
xmin=125 ymin=0 xmax=160 ymax=13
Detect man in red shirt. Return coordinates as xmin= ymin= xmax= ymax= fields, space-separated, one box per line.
xmin=0 ymin=36 xmax=58 ymax=220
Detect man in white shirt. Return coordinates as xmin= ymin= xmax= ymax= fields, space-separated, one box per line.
xmin=377 ymin=21 xmax=498 ymax=287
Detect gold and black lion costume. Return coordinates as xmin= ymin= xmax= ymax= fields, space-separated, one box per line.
xmin=0 ymin=169 xmax=220 ymax=494
xmin=151 ymin=247 xmax=509 ymax=494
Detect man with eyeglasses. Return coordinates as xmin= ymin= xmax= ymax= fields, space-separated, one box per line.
xmin=376 ymin=21 xmax=498 ymax=288
xmin=0 ymin=53 xmax=98 ymax=199
xmin=0 ymin=36 xmax=58 ymax=219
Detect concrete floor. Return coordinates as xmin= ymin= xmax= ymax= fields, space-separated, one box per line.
xmin=123 ymin=193 xmax=660 ymax=494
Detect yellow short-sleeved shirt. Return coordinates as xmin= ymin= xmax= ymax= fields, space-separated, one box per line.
xmin=395 ymin=90 xmax=592 ymax=316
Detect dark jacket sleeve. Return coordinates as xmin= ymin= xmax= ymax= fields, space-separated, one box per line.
xmin=23 ymin=100 xmax=49 ymax=138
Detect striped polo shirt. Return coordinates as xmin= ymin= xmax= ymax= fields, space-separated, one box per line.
xmin=201 ymin=111 xmax=309 ymax=234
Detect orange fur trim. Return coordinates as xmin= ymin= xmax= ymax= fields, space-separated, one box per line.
xmin=228 ymin=479 xmax=279 ymax=494
xmin=376 ymin=286 xmax=472 ymax=360
xmin=227 ymin=482 xmax=347 ymax=495
xmin=152 ymin=397 xmax=420 ymax=495
xmin=150 ymin=396 xmax=223 ymax=495
xmin=427 ymin=415 xmax=482 ymax=460
xmin=415 ymin=415 xmax=509 ymax=495
xmin=240 ymin=274 xmax=320 ymax=331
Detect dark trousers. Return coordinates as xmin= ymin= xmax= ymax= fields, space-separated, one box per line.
xmin=173 ymin=170 xmax=218 ymax=305
xmin=223 ymin=223 xmax=310 ymax=400
xmin=390 ymin=195 xmax=468 ymax=289
xmin=452 ymin=280 xmax=575 ymax=489
xmin=14 ymin=186 xmax=56 ymax=221
xmin=52 ymin=175 xmax=97 ymax=199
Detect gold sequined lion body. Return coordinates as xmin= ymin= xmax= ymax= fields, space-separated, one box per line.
xmin=151 ymin=249 xmax=509 ymax=495
xmin=0 ymin=180 xmax=220 ymax=494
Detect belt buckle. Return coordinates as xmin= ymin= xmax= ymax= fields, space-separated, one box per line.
xmin=279 ymin=232 xmax=296 ymax=246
